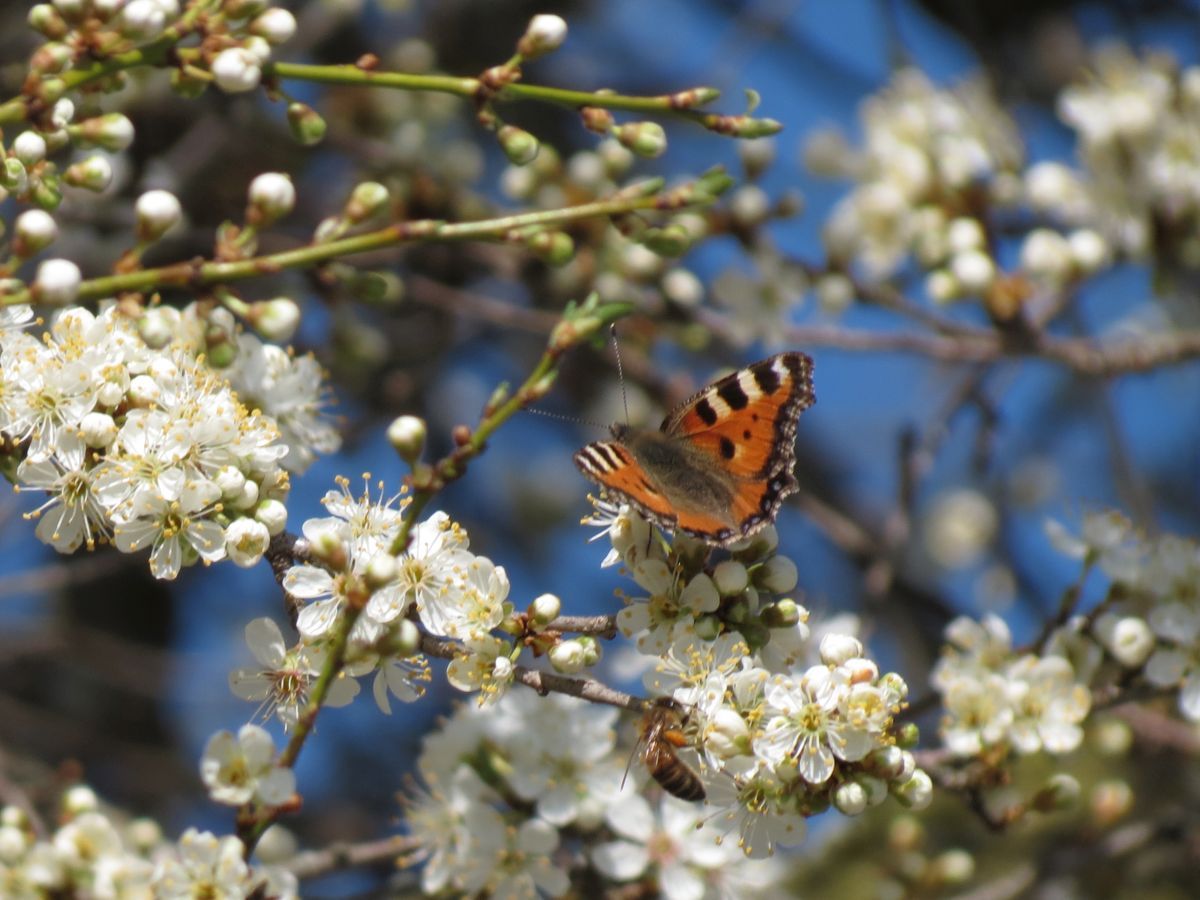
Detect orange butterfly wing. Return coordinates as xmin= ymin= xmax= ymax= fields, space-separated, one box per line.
xmin=576 ymin=353 xmax=815 ymax=546
xmin=663 ymin=353 xmax=814 ymax=479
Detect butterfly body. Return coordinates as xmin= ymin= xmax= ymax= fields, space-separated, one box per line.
xmin=576 ymin=353 xmax=814 ymax=547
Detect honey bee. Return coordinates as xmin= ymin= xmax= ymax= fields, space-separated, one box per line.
xmin=637 ymin=698 xmax=705 ymax=802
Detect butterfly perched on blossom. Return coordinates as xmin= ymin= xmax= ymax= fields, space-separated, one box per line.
xmin=574 ymin=353 xmax=815 ymax=547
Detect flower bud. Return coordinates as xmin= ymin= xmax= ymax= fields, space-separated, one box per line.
xmin=640 ymin=224 xmax=691 ymax=258
xmin=931 ymin=849 xmax=975 ymax=885
xmin=231 ymin=479 xmax=259 ymax=513
xmin=387 ymin=415 xmax=426 ymax=465
xmin=214 ymin=465 xmax=247 ymax=500
xmin=286 ymin=102 xmax=327 ymax=146
xmin=120 ymin=0 xmax=166 ymax=41
xmin=893 ymin=769 xmax=933 ymax=809
xmin=730 ymin=184 xmax=770 ymax=227
xmin=345 ymin=181 xmax=389 ymax=224
xmin=762 ymin=598 xmax=802 ymax=628
xmin=211 ymin=47 xmax=262 ymax=94
xmin=250 ymin=297 xmax=301 ymax=343
xmin=13 ymin=209 xmax=57 ymax=256
xmin=29 ymin=4 xmax=69 ymax=39
xmin=517 ymin=14 xmax=568 ymax=59
xmin=549 ymin=639 xmax=587 ymax=674
xmin=577 ymin=635 xmax=601 ymax=666
xmin=247 ymin=172 xmax=295 ymax=226
xmin=79 ymin=412 xmax=117 ymax=449
xmin=2 ymin=158 xmax=28 ymax=194
xmin=13 ymin=131 xmax=47 ymax=166
xmin=62 ymin=785 xmax=99 ymax=816
xmin=834 ymin=780 xmax=869 ymax=815
xmin=226 ymin=518 xmax=270 ymax=568
xmin=528 ymin=592 xmax=561 ymax=625
xmin=819 ymin=632 xmax=863 ymax=666
xmin=250 ymin=7 xmax=296 ymax=44
xmin=498 ymin=125 xmax=540 ymax=166
xmin=1032 ymin=773 xmax=1080 ymax=813
xmin=616 ymin=121 xmax=667 ymax=158
xmin=33 ymin=257 xmax=80 ymax=305
xmin=63 ymin=155 xmax=114 ymax=192
xmin=525 ymin=229 xmax=574 ymax=265
xmin=757 ymin=554 xmax=798 ymax=593
xmin=255 ymin=498 xmax=288 ymax=536
xmin=704 ymin=707 xmax=749 ymax=758
xmin=365 ymin=552 xmax=398 ymax=589
xmin=73 ymin=113 xmax=135 ymax=151
xmin=135 ymin=189 xmax=182 ymax=242
xmin=712 ymin=559 xmax=748 ymax=596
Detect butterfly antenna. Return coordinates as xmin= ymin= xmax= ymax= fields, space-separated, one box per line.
xmin=610 ymin=324 xmax=630 ymax=425
xmin=525 ymin=407 xmax=606 ymax=430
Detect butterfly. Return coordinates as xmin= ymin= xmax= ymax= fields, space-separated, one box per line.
xmin=574 ymin=352 xmax=815 ymax=547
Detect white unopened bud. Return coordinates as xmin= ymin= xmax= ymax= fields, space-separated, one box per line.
xmin=548 ymin=639 xmax=587 ymax=674
xmin=255 ymin=498 xmax=287 ymax=536
xmin=121 ymin=0 xmax=168 ymax=40
xmin=251 ymin=7 xmax=296 ymax=44
xmin=251 ymin=297 xmax=300 ymax=342
xmin=135 ymin=189 xmax=182 ymax=241
xmin=33 ymin=257 xmax=80 ymax=305
xmin=816 ymin=273 xmax=855 ymax=314
xmin=345 ymin=181 xmax=390 ymax=223
xmin=12 ymin=131 xmax=47 ymax=165
xmin=1020 ymin=228 xmax=1073 ymax=284
xmin=950 ymin=249 xmax=995 ymax=294
xmin=365 ymin=552 xmax=397 ymax=588
xmin=894 ymin=769 xmax=933 ymax=809
xmin=231 ymin=479 xmax=259 ymax=512
xmin=64 ymin=155 xmax=113 ymax=192
xmin=77 ymin=113 xmax=134 ymax=151
xmin=528 ymin=593 xmax=562 ymax=625
xmin=946 ymin=217 xmax=985 ymax=253
xmin=128 ymin=374 xmax=160 ymax=407
xmin=50 ymin=98 xmax=74 ymax=129
xmin=834 ymin=780 xmax=869 ymax=816
xmin=819 ymin=632 xmax=863 ymax=666
xmin=247 ymin=172 xmax=295 ymax=225
xmin=518 ymin=14 xmax=568 ymax=58
xmin=225 ymin=518 xmax=270 ymax=568
xmin=214 ymin=465 xmax=247 ymax=500
xmin=704 ymin=707 xmax=750 ymax=758
xmin=1068 ymin=228 xmax=1110 ymax=274
xmin=387 ymin=414 xmax=426 ymax=464
xmin=926 ymin=268 xmax=959 ymax=304
xmin=729 ymin=184 xmax=770 ymax=227
xmin=712 ymin=559 xmax=748 ymax=596
xmin=243 ymin=35 xmax=272 ymax=65
xmin=79 ymin=411 xmax=117 ymax=448
xmin=62 ymin=785 xmax=99 ymax=815
xmin=1094 ymin=613 xmax=1155 ymax=668
xmin=757 ymin=555 xmax=798 ymax=593
xmin=138 ymin=307 xmax=177 ymax=348
xmin=662 ymin=268 xmax=704 ymax=307
xmin=211 ymin=47 xmax=262 ymax=94
xmin=14 ymin=209 xmax=57 ymax=255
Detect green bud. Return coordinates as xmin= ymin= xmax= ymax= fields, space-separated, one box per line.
xmin=693 ymin=614 xmax=722 ymax=640
xmin=616 ymin=121 xmax=667 ymax=158
xmin=738 ymin=621 xmax=769 ymax=650
xmin=577 ymin=636 xmax=602 ymax=666
xmin=497 ymin=124 xmax=540 ymax=166
xmin=287 ymin=102 xmax=327 ymax=146
xmin=1031 ymin=774 xmax=1081 ymax=813
xmin=2 ymin=158 xmax=28 ymax=193
xmin=896 ymin=722 xmax=920 ymax=749
xmin=526 ymin=230 xmax=574 ymax=266
xmin=29 ymin=5 xmax=68 ymax=39
xmin=31 ymin=176 xmax=62 ymax=210
xmin=762 ymin=598 xmax=801 ymax=628
xmin=345 ymin=181 xmax=389 ymax=223
xmin=170 ymin=67 xmax=209 ymax=99
xmin=63 ymin=156 xmax=113 ymax=192
xmin=387 ymin=415 xmax=427 ymax=465
xmin=349 ymin=270 xmax=403 ymax=306
xmin=640 ymin=224 xmax=691 ymax=257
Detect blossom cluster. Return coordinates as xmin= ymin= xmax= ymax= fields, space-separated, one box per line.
xmin=403 ymin=689 xmax=784 ymax=898
xmin=0 ymin=788 xmax=295 ymax=899
xmin=586 ymin=503 xmax=930 ymax=851
xmin=4 ymin=301 xmax=335 ymax=579
xmin=1048 ymin=510 xmax=1200 ymax=721
xmin=263 ymin=479 xmax=525 ymax=722
xmin=932 ymin=613 xmax=1092 ymax=757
